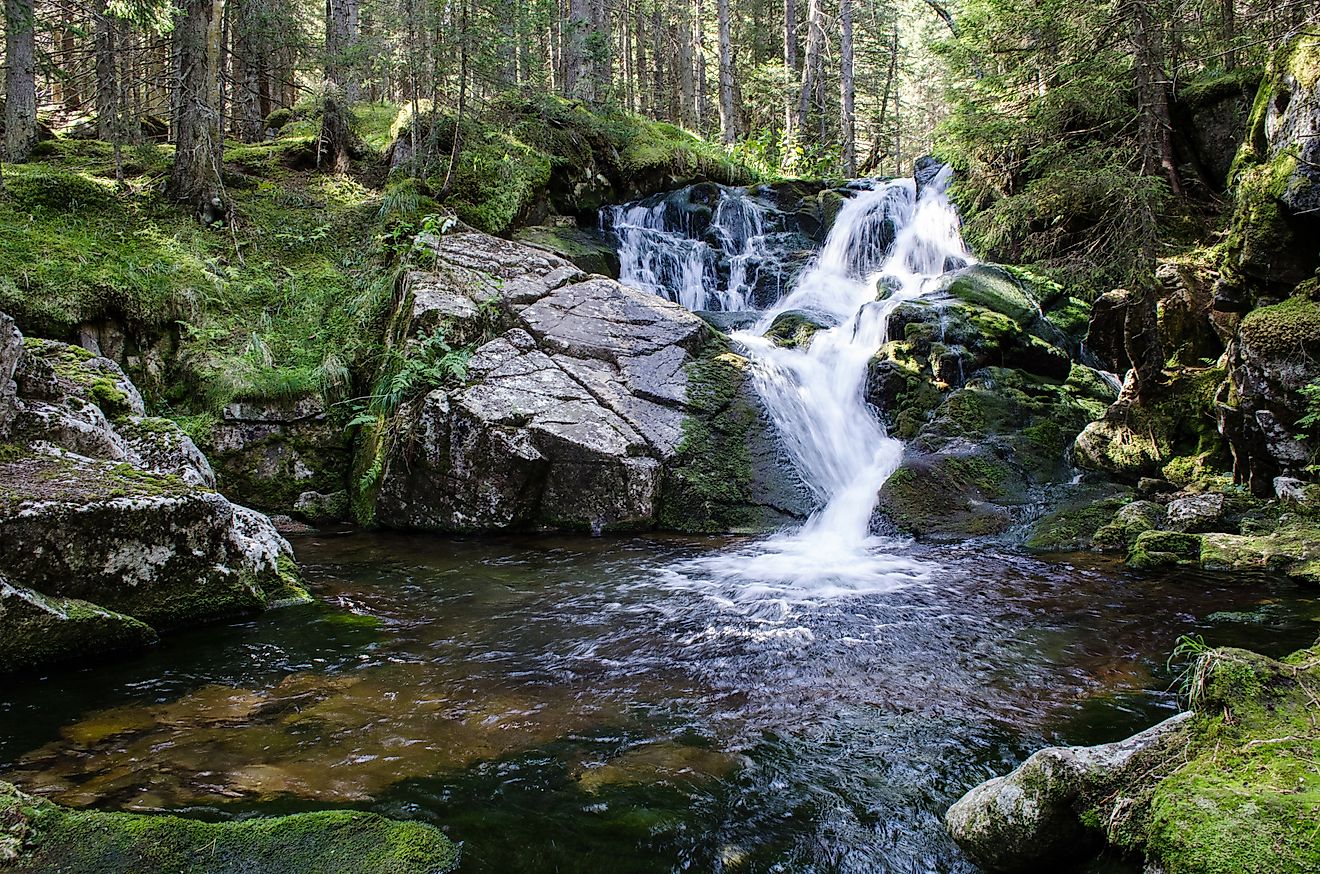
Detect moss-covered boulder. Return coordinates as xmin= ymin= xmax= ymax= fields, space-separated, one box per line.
xmin=1091 ymin=500 xmax=1166 ymax=552
xmin=948 ymin=640 xmax=1320 ymax=873
xmin=1073 ymin=366 xmax=1228 ymax=483
xmin=764 ymin=309 xmax=829 ymax=350
xmin=1199 ymin=516 xmax=1320 ymax=585
xmin=0 ymin=313 xmax=307 ymax=672
xmin=1023 ymin=487 xmax=1131 ymax=551
xmin=1219 ymin=32 xmax=1320 ymax=299
xmin=1127 ymin=529 xmax=1204 ymax=570
xmin=1218 ymin=296 xmax=1320 ymax=491
xmin=874 ymin=364 xmax=1116 ymax=541
xmin=0 ymin=781 xmax=459 ymax=873
xmin=0 ymin=578 xmax=157 ymax=673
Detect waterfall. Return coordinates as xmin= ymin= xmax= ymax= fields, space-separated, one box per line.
xmin=608 ymin=185 xmax=800 ymax=312
xmin=735 ymin=168 xmax=972 ymax=551
xmin=636 ymin=169 xmax=973 ymax=603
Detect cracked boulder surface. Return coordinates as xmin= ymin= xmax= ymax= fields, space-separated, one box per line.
xmin=374 ymin=229 xmax=810 ymax=532
xmin=0 ymin=312 xmax=306 ymax=673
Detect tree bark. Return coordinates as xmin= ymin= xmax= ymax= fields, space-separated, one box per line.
xmin=94 ymin=0 xmax=117 ymax=141
xmin=840 ymin=0 xmax=855 ymax=176
xmin=3 ymin=0 xmax=37 ymax=162
xmin=1129 ymin=0 xmax=1182 ymax=196
xmin=695 ymin=0 xmax=708 ymax=130
xmin=321 ymin=0 xmax=359 ymax=172
xmin=797 ymin=0 xmax=823 ymax=152
xmin=678 ymin=4 xmax=696 ymax=127
xmin=717 ymin=0 xmax=736 ymax=143
xmin=169 ymin=0 xmax=226 ymax=216
xmin=232 ymin=0 xmax=265 ymax=141
xmin=564 ymin=0 xmax=592 ymax=100
xmin=783 ymin=0 xmax=796 ymax=150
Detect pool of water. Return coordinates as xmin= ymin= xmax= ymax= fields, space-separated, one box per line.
xmin=2 ymin=531 xmax=1316 ymax=872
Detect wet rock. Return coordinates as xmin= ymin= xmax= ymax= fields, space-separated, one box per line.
xmin=1164 ymin=492 xmax=1228 ymax=532
xmin=1092 ymin=500 xmax=1167 ymax=552
xmin=1217 ymin=297 xmax=1320 ymax=491
xmin=1178 ymin=70 xmax=1260 ymax=190
xmin=764 ymin=309 xmax=829 ymax=350
xmin=0 ymin=578 xmax=157 ymax=673
xmin=1022 ymin=486 xmax=1130 ymax=551
xmin=0 ymin=312 xmax=20 ymax=436
xmin=946 ymin=712 xmax=1193 ymax=872
xmin=0 ymin=780 xmax=460 ymax=873
xmin=372 ymin=232 xmax=807 ymax=533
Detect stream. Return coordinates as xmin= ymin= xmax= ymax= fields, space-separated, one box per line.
xmin=2 ymin=173 xmax=1317 ymax=872
xmin=1 ymin=533 xmax=1316 ymax=871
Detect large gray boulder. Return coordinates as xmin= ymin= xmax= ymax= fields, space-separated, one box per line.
xmin=0 ymin=314 xmax=306 ymax=671
xmin=946 ymin=711 xmax=1193 ymax=872
xmin=372 ymin=229 xmax=810 ymax=533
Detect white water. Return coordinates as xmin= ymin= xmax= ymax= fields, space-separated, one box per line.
xmin=663 ymin=169 xmax=974 ymax=607
xmin=610 ymin=186 xmax=788 ymax=311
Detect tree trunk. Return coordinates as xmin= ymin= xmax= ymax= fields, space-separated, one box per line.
xmin=840 ymin=0 xmax=855 ymax=176
xmin=3 ymin=0 xmax=37 ymax=162
xmin=590 ymin=0 xmax=610 ymax=101
xmin=783 ymin=0 xmax=796 ymax=150
xmin=1220 ymin=0 xmax=1236 ymax=70
xmin=168 ymin=0 xmax=226 ymax=217
xmin=94 ymin=0 xmax=117 ymax=140
xmin=564 ymin=0 xmax=592 ymax=100
xmin=232 ymin=0 xmax=265 ymax=141
xmin=797 ymin=0 xmax=823 ymax=152
xmin=678 ymin=3 xmax=696 ymax=127
xmin=321 ymin=0 xmax=359 ymax=172
xmin=695 ymin=0 xmax=708 ymax=130
xmin=1129 ymin=0 xmax=1182 ymax=196
xmin=717 ymin=0 xmax=736 ymax=144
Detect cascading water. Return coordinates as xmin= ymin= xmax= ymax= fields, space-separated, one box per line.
xmin=608 ymin=184 xmax=803 ymax=312
xmin=661 ymin=168 xmax=975 ymax=608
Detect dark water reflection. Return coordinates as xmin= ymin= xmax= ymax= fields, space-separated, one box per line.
xmin=1 ymin=531 xmax=1316 ymax=872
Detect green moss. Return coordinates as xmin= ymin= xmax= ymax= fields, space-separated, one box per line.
xmin=1144 ymin=645 xmax=1320 ymax=874
xmin=659 ymin=341 xmax=758 ymax=532
xmin=1024 ymin=493 xmax=1129 ymax=551
xmin=1 ymin=781 xmax=460 ymax=873
xmin=1127 ymin=529 xmax=1204 ymax=570
xmin=764 ymin=310 xmax=828 ymax=349
xmin=0 ymin=585 xmax=158 ymax=674
xmin=1238 ymin=296 xmax=1320 ymax=358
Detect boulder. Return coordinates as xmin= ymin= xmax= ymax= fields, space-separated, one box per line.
xmin=207 ymin=396 xmax=349 ymax=513
xmin=0 ymin=578 xmax=157 ymax=673
xmin=370 ymin=230 xmax=809 ymax=533
xmin=949 ymin=642 xmax=1320 ymax=874
xmin=0 ymin=780 xmax=460 ymax=873
xmin=764 ymin=309 xmax=829 ymax=349
xmin=1127 ymin=529 xmax=1204 ymax=570
xmin=1092 ymin=500 xmax=1166 ymax=551
xmin=1164 ymin=492 xmax=1228 ymax=532
xmin=946 ymin=712 xmax=1193 ymax=872
xmin=512 ymin=222 xmax=622 ymax=278
xmin=0 ymin=313 xmax=307 ymax=672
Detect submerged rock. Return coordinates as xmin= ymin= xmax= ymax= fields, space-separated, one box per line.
xmin=369 ymin=230 xmax=809 ymax=533
xmin=0 ymin=780 xmax=459 ymax=873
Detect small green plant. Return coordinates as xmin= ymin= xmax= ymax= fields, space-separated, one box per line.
xmin=1167 ymin=633 xmax=1212 ymax=709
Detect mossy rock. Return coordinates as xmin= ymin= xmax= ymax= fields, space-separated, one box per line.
xmin=1092 ymin=500 xmax=1166 ymax=552
xmin=1023 ymin=488 xmax=1130 ymax=552
xmin=1144 ymin=645 xmax=1320 ymax=874
xmin=1238 ymin=296 xmax=1320 ymax=359
xmin=764 ymin=309 xmax=829 ymax=350
xmin=874 ymin=447 xmax=1027 ymax=542
xmin=0 ymin=781 xmax=460 ymax=873
xmin=0 ymin=579 xmax=157 ymax=674
xmin=1199 ymin=516 xmax=1320 ymax=585
xmin=1126 ymin=529 xmax=1203 ymax=570
xmin=511 ymin=224 xmax=621 ymax=278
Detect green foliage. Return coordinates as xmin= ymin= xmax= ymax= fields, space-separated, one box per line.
xmin=1166 ymin=633 xmax=1212 ymax=709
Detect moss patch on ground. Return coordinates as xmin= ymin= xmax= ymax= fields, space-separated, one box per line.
xmin=0 ymin=780 xmax=460 ymax=873
xmin=1141 ymin=645 xmax=1320 ymax=874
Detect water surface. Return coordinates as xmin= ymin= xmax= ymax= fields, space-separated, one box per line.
xmin=2 ymin=531 xmax=1316 ymax=873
